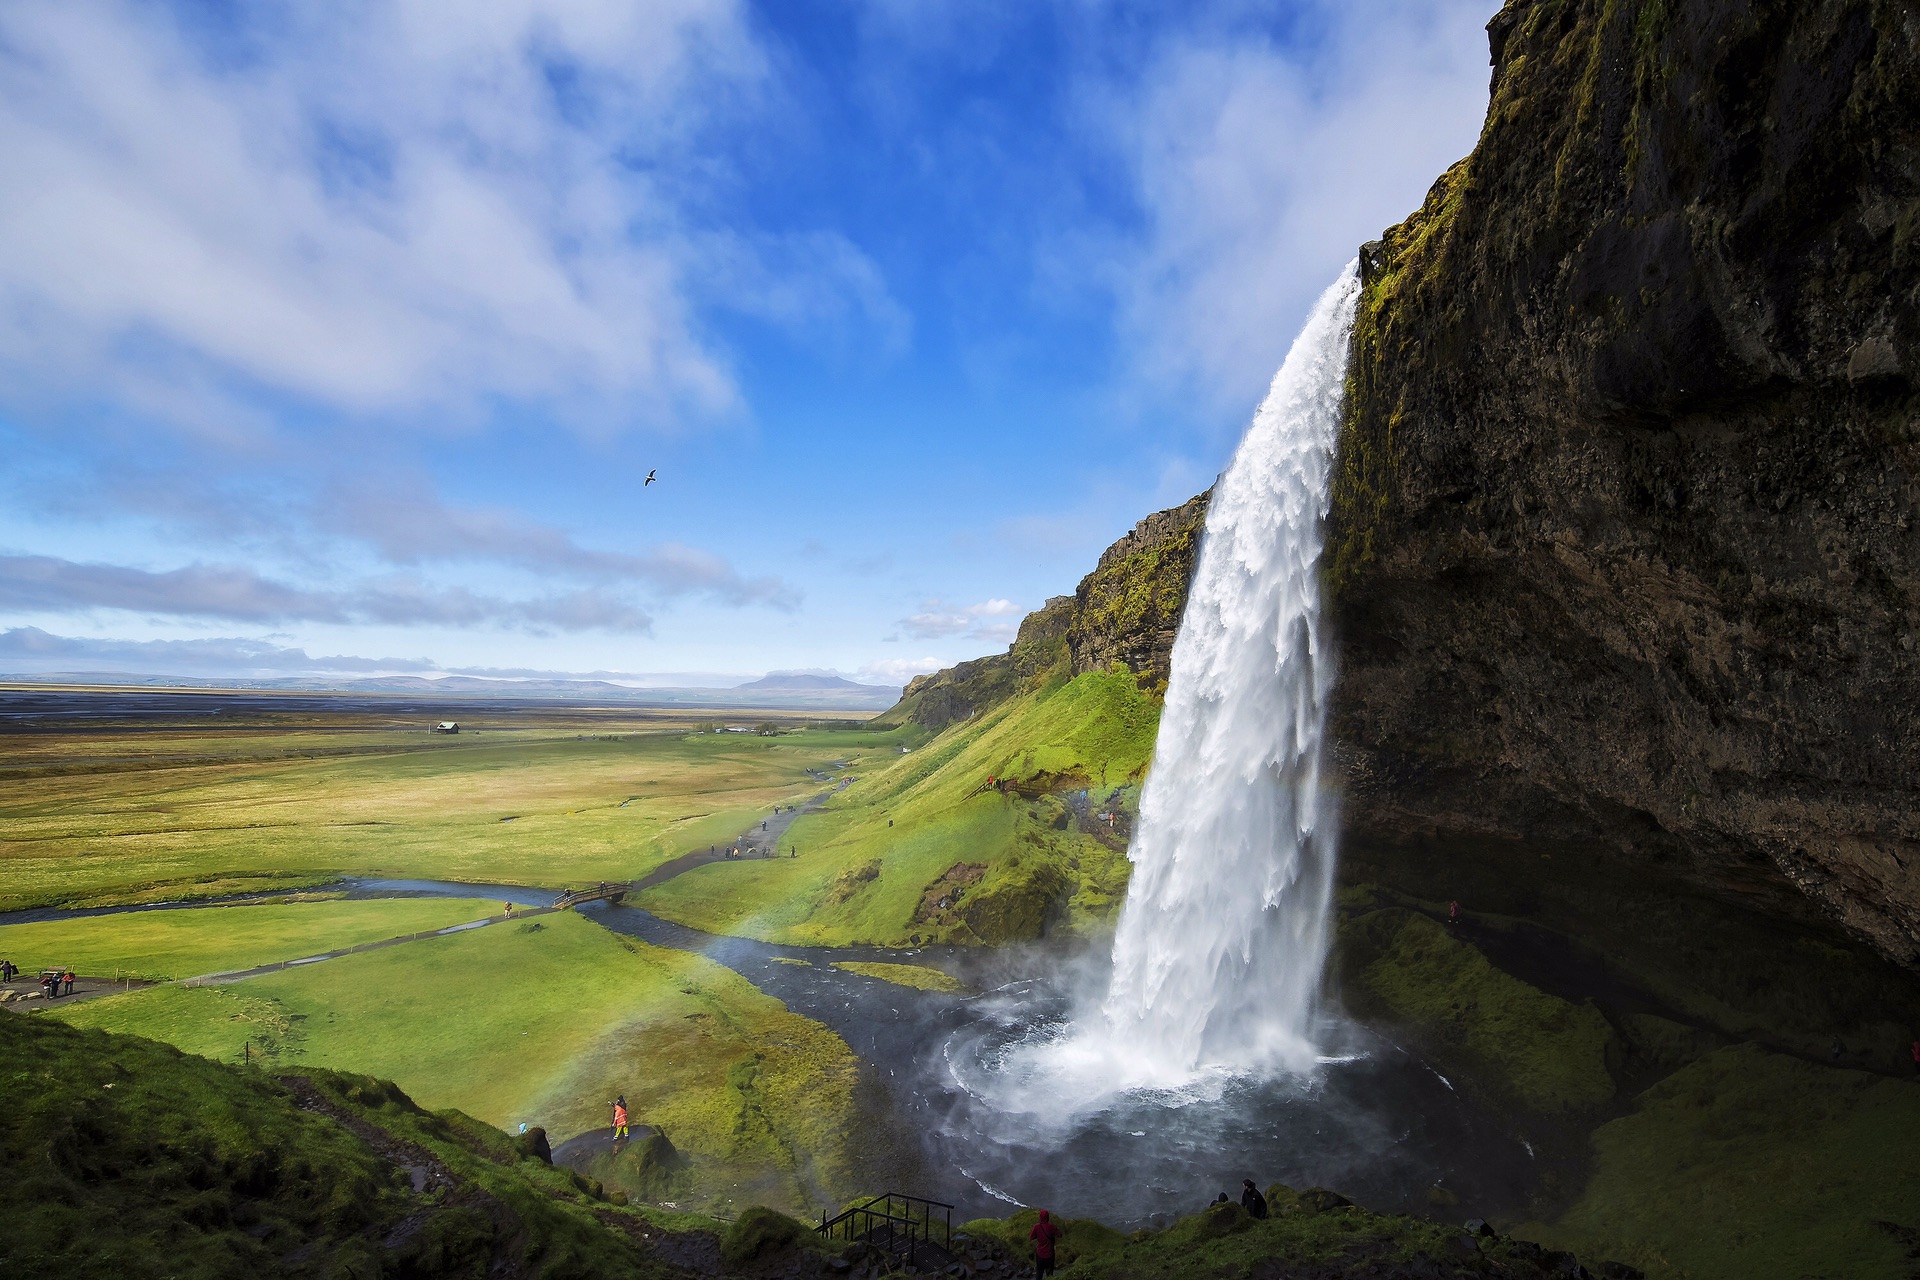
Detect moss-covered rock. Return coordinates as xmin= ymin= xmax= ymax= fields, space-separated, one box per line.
xmin=1338 ymin=908 xmax=1617 ymax=1113
xmin=719 ymin=1205 xmax=835 ymax=1270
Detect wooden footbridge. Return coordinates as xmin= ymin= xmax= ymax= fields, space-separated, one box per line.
xmin=550 ymin=883 xmax=631 ymax=910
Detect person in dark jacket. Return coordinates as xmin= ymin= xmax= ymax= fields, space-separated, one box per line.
xmin=1029 ymin=1209 xmax=1062 ymax=1278
xmin=1240 ymin=1180 xmax=1268 ymax=1219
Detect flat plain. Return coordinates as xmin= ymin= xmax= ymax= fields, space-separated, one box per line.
xmin=0 ymin=690 xmax=897 ymax=912
xmin=0 ymin=689 xmax=886 ymax=1214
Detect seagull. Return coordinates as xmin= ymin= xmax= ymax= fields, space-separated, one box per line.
xmin=644 ymin=469 xmax=656 ymax=486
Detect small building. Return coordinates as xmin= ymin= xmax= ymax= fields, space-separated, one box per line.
xmin=433 ymin=721 xmax=460 ymax=734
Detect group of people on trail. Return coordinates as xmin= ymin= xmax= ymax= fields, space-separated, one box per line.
xmin=35 ymin=969 xmax=75 ymax=999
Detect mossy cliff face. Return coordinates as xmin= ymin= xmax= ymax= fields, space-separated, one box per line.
xmin=1330 ymin=0 xmax=1920 ymax=967
xmin=884 ymin=492 xmax=1210 ymax=730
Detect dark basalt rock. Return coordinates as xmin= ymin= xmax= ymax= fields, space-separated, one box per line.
xmin=1328 ymin=0 xmax=1920 ymax=969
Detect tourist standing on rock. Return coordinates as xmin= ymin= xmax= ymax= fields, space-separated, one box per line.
xmin=1240 ymin=1180 xmax=1268 ymax=1219
xmin=612 ymin=1095 xmax=629 ymax=1141
xmin=1029 ymin=1210 xmax=1062 ymax=1278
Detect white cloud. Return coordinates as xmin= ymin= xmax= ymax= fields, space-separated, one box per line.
xmin=893 ymin=597 xmax=1024 ymax=641
xmin=0 ymin=553 xmax=654 ymax=633
xmin=1094 ymin=0 xmax=1497 ymax=418
xmin=0 ymin=0 xmax=901 ymax=436
xmin=858 ymin=655 xmax=948 ymax=684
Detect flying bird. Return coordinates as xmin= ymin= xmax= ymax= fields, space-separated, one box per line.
xmin=644 ymin=469 xmax=656 ymax=486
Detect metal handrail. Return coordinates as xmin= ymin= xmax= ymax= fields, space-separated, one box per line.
xmin=817 ymin=1192 xmax=954 ymax=1268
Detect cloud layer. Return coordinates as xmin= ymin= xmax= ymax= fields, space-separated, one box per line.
xmin=0 ymin=555 xmax=653 ymax=633
xmin=0 ymin=0 xmax=897 ymax=435
xmin=893 ymin=597 xmax=1021 ymax=643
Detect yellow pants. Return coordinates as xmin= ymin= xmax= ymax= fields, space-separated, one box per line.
xmin=614 ymin=1124 xmax=628 ymax=1138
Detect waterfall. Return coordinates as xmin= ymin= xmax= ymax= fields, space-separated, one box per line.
xmin=1101 ymin=262 xmax=1360 ymax=1080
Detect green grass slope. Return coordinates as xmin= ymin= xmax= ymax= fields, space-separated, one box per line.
xmin=1337 ymin=907 xmax=1616 ymax=1114
xmin=0 ymin=1013 xmax=676 ymax=1280
xmin=0 ymin=896 xmax=495 ymax=981
xmin=960 ymin=1196 xmax=1627 ymax=1280
xmin=50 ymin=908 xmax=860 ymax=1216
xmin=1528 ymin=1044 xmax=1920 ymax=1280
xmin=639 ymin=669 xmax=1158 ymax=946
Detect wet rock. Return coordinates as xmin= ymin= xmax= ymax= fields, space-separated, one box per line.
xmin=1464 ymin=1217 xmax=1495 ymax=1238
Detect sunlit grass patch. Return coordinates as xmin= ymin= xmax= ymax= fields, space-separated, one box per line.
xmin=831 ymin=961 xmax=962 ymax=992
xmin=0 ymin=724 xmax=903 ymax=911
xmin=641 ymin=672 xmax=1154 ymax=947
xmin=51 ymin=908 xmax=859 ymax=1215
xmin=0 ymin=896 xmax=495 ymax=981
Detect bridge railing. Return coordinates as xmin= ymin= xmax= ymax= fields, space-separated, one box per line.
xmin=817 ymin=1192 xmax=953 ymax=1268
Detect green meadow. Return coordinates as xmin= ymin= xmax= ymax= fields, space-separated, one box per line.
xmin=46 ymin=908 xmax=860 ymax=1216
xmin=0 ymin=896 xmax=495 ymax=981
xmin=0 ymin=716 xmax=904 ymax=912
xmin=639 ymin=669 xmax=1154 ymax=946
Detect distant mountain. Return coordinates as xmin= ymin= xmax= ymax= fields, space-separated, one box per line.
xmin=735 ymin=673 xmax=892 ymax=692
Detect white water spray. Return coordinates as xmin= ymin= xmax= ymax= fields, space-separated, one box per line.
xmin=1100 ymin=262 xmax=1360 ymax=1081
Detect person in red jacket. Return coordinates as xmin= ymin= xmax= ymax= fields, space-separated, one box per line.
xmin=1029 ymin=1209 xmax=1062 ymax=1278
xmin=612 ymin=1095 xmax=629 ymax=1141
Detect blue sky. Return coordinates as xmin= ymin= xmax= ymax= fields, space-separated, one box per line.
xmin=0 ymin=0 xmax=1497 ymax=687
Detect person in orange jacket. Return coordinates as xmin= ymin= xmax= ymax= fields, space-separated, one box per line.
xmin=612 ymin=1095 xmax=629 ymax=1141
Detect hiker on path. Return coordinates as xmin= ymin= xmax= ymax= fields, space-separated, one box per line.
xmin=1448 ymin=900 xmax=1460 ymax=925
xmin=62 ymin=970 xmax=74 ymax=996
xmin=40 ymin=973 xmax=55 ymax=999
xmin=1029 ymin=1209 xmax=1062 ymax=1278
xmin=1240 ymin=1180 xmax=1268 ymax=1219
xmin=612 ymin=1095 xmax=629 ymax=1141
xmin=1 ymin=959 xmax=15 ymax=982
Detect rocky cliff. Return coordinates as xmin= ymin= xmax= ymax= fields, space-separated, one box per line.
xmin=1329 ymin=0 xmax=1920 ymax=968
xmin=882 ymin=492 xmax=1210 ymax=730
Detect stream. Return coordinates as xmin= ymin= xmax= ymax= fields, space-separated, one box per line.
xmin=4 ymin=869 xmax=1543 ymax=1226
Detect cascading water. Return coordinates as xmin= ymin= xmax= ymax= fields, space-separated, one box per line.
xmin=1101 ymin=261 xmax=1360 ymax=1081
xmin=928 ymin=265 xmax=1531 ymax=1220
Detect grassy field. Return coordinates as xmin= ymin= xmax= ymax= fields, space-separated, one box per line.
xmin=47 ymin=908 xmax=861 ymax=1216
xmin=0 ymin=712 xmax=907 ymax=912
xmin=1526 ymin=1044 xmax=1920 ymax=1280
xmin=639 ymin=669 xmax=1155 ymax=946
xmin=0 ymin=896 xmax=495 ymax=980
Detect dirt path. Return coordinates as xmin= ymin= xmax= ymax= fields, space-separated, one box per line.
xmin=628 ymin=785 xmax=839 ymax=891
xmin=0 ymin=974 xmax=158 ymax=1011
